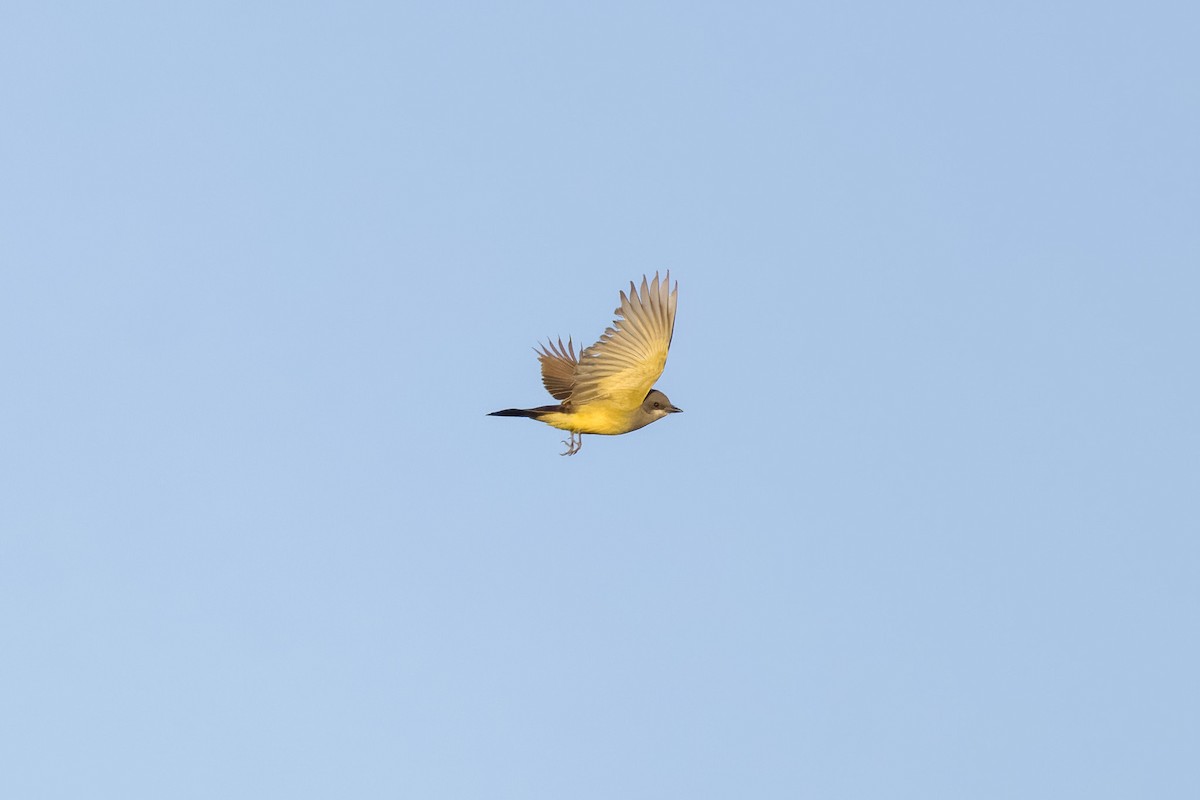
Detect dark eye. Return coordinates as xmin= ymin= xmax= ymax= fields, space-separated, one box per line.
xmin=653 ymin=401 xmax=661 ymax=408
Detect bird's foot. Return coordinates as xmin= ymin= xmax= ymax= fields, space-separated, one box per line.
xmin=559 ymin=432 xmax=583 ymax=456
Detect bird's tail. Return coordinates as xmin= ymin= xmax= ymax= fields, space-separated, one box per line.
xmin=487 ymin=405 xmax=561 ymax=419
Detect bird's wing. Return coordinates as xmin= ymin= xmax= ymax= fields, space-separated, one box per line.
xmin=535 ymin=336 xmax=579 ymax=401
xmin=571 ymin=272 xmax=677 ymax=410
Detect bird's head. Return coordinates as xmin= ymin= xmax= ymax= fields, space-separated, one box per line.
xmin=642 ymin=389 xmax=683 ymax=420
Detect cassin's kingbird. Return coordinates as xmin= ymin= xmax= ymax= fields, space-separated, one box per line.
xmin=489 ymin=272 xmax=681 ymax=455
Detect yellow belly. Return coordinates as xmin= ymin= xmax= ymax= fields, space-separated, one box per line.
xmin=536 ymin=403 xmax=643 ymax=436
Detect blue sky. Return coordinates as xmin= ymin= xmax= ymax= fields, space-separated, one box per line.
xmin=2 ymin=2 xmax=1197 ymax=797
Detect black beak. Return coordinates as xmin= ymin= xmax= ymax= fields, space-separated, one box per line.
xmin=667 ymin=405 xmax=683 ymax=413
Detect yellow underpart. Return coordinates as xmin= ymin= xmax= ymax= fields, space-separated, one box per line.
xmin=535 ymin=403 xmax=642 ymax=436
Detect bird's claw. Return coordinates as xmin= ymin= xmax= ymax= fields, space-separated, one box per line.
xmin=559 ymin=432 xmax=582 ymax=456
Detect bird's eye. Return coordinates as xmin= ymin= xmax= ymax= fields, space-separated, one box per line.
xmin=653 ymin=401 xmax=661 ymax=408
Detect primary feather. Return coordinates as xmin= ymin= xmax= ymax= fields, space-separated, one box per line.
xmin=535 ymin=336 xmax=578 ymax=401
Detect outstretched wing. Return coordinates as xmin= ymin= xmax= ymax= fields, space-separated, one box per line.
xmin=535 ymin=336 xmax=578 ymax=401
xmin=570 ymin=272 xmax=677 ymax=410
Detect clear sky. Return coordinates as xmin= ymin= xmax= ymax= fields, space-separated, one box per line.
xmin=2 ymin=2 xmax=1197 ymax=798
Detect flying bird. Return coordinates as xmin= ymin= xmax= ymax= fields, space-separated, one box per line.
xmin=489 ymin=272 xmax=682 ymax=455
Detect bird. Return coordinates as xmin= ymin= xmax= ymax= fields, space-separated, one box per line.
xmin=489 ymin=272 xmax=682 ymax=456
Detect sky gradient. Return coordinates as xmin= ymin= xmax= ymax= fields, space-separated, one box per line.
xmin=2 ymin=2 xmax=1198 ymax=797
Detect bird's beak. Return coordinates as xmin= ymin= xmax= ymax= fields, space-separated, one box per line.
xmin=668 ymin=405 xmax=683 ymax=413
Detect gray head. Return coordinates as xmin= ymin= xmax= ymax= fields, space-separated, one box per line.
xmin=641 ymin=389 xmax=683 ymax=420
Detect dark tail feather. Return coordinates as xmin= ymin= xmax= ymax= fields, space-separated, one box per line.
xmin=488 ymin=405 xmax=561 ymax=419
